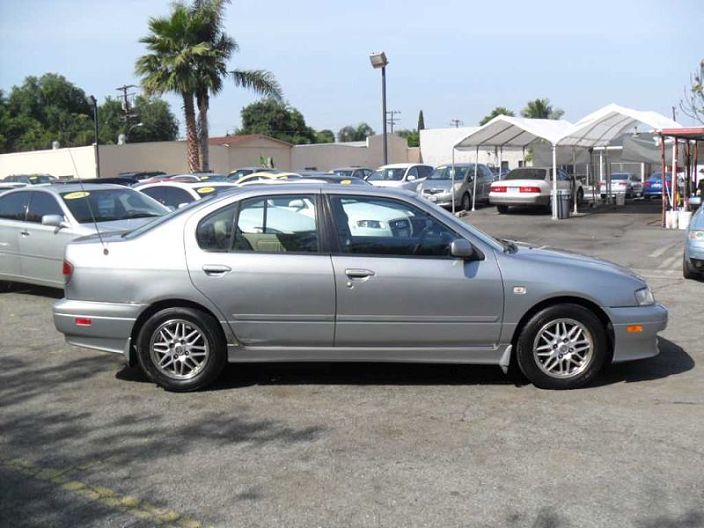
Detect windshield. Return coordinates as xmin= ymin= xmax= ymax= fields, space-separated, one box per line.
xmin=29 ymin=175 xmax=54 ymax=184
xmin=332 ymin=169 xmax=354 ymax=177
xmin=429 ymin=166 xmax=472 ymax=181
xmin=368 ymin=168 xmax=406 ymax=181
xmin=610 ymin=173 xmax=630 ymax=180
xmin=61 ymin=188 xmax=168 ymax=223
xmin=504 ymin=169 xmax=547 ymax=181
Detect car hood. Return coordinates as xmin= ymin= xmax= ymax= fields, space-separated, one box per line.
xmin=369 ymin=180 xmax=406 ymax=188
xmin=511 ymin=241 xmax=644 ymax=283
xmin=419 ymin=180 xmax=456 ymax=191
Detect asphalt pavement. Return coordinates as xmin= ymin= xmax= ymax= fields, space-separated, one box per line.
xmin=1 ymin=200 xmax=702 ymax=528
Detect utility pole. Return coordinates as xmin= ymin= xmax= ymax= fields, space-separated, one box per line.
xmin=450 ymin=119 xmax=463 ymax=128
xmin=115 ymin=84 xmax=138 ymax=131
xmin=386 ymin=110 xmax=401 ymax=133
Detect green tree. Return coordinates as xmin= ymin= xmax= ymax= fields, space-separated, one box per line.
xmin=398 ymin=129 xmax=419 ymax=147
xmin=189 ymin=0 xmax=282 ymax=171
xmin=0 ymin=74 xmax=95 ymax=153
xmin=315 ymin=129 xmax=335 ymax=143
xmin=99 ymin=96 xmax=178 ymax=144
xmin=480 ymin=106 xmax=515 ymax=125
xmin=417 ymin=110 xmax=425 ymax=130
xmin=679 ymin=59 xmax=704 ymax=124
xmin=136 ymin=3 xmax=205 ymax=171
xmin=337 ymin=122 xmax=375 ymax=142
xmin=238 ymin=99 xmax=316 ymax=144
xmin=521 ymin=98 xmax=564 ymax=119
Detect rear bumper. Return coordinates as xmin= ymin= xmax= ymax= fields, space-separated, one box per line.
xmin=490 ymin=193 xmax=549 ymax=206
xmin=53 ymin=298 xmax=144 ymax=358
xmin=606 ymin=304 xmax=668 ymax=363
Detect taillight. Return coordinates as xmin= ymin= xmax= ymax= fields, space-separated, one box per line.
xmin=519 ymin=186 xmax=541 ymax=193
xmin=492 ymin=186 xmax=507 ymax=192
xmin=63 ymin=259 xmax=74 ymax=283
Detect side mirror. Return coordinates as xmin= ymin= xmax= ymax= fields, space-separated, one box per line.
xmin=177 ymin=202 xmax=190 ymax=209
xmin=407 ymin=175 xmax=417 ymax=182
xmin=450 ymin=239 xmax=477 ymax=259
xmin=42 ymin=214 xmax=67 ymax=229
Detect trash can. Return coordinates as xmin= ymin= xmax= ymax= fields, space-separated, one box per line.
xmin=557 ymin=190 xmax=571 ymax=219
xmin=615 ymin=192 xmax=626 ymax=206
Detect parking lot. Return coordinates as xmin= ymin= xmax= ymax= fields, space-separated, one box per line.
xmin=1 ymin=201 xmax=702 ymax=528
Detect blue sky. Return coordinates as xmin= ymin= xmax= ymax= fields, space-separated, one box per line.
xmin=1 ymin=0 xmax=702 ymax=137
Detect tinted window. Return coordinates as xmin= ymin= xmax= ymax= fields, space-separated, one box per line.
xmin=368 ymin=168 xmax=406 ymax=181
xmin=406 ymin=167 xmax=419 ymax=179
xmin=330 ymin=195 xmax=458 ymax=257
xmin=234 ymin=195 xmax=318 ymax=253
xmin=196 ymin=204 xmax=236 ymax=252
xmin=504 ymin=169 xmax=548 ymax=181
xmin=26 ymin=192 xmax=64 ymax=223
xmin=60 ymin=189 xmax=167 ymax=223
xmin=418 ymin=166 xmax=434 ymax=178
xmin=170 ymin=188 xmax=196 ymax=206
xmin=141 ymin=187 xmax=170 ymax=206
xmin=0 ymin=192 xmax=31 ymax=221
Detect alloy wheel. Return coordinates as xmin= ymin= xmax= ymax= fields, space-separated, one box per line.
xmin=149 ymin=319 xmax=210 ymax=380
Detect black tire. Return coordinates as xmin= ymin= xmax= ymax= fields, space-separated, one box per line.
xmin=683 ymin=253 xmax=701 ymax=280
xmin=461 ymin=193 xmax=472 ymax=211
xmin=137 ymin=307 xmax=226 ymax=392
xmin=496 ymin=205 xmax=509 ymax=214
xmin=515 ymin=303 xmax=608 ymax=390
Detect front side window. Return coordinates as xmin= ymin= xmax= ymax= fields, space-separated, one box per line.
xmin=418 ymin=165 xmax=434 ymax=178
xmin=330 ymin=195 xmax=458 ymax=257
xmin=368 ymin=168 xmax=406 ymax=182
xmin=26 ymin=192 xmax=64 ymax=223
xmin=140 ymin=187 xmax=170 ymax=206
xmin=0 ymin=192 xmax=31 ymax=221
xmin=234 ymin=195 xmax=318 ymax=253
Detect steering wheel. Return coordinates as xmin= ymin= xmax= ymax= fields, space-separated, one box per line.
xmin=412 ymin=221 xmax=435 ymax=255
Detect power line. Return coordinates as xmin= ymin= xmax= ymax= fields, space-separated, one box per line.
xmin=386 ymin=110 xmax=401 ymax=133
xmin=449 ymin=119 xmax=464 ymax=128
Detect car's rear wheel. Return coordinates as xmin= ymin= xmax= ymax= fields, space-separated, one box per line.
xmin=516 ymin=304 xmax=608 ymax=390
xmin=461 ymin=193 xmax=472 ymax=211
xmin=683 ymin=253 xmax=701 ymax=280
xmin=137 ymin=307 xmax=226 ymax=392
xmin=497 ymin=205 xmax=509 ymax=214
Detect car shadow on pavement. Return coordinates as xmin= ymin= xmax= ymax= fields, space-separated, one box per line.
xmin=0 ymin=282 xmax=63 ymax=299
xmin=596 ymin=337 xmax=694 ymax=386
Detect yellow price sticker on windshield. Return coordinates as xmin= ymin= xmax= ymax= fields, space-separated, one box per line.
xmin=196 ymin=187 xmax=215 ymax=194
xmin=341 ymin=179 xmax=352 ymax=185
xmin=200 ymin=176 xmax=209 ymax=180
xmin=63 ymin=191 xmax=90 ymax=200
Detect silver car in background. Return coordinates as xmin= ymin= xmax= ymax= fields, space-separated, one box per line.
xmin=0 ymin=184 xmax=168 ymax=288
xmin=683 ymin=204 xmax=704 ymax=280
xmin=366 ymin=163 xmax=434 ymax=191
xmin=54 ymin=184 xmax=666 ymax=392
xmin=416 ymin=163 xmax=495 ymax=211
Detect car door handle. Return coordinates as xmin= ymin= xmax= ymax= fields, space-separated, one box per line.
xmin=202 ymin=264 xmax=231 ymax=276
xmin=20 ymin=230 xmax=30 ymax=237
xmin=345 ymin=268 xmax=375 ymax=279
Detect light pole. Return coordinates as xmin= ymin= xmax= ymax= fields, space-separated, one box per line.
xmin=88 ymin=95 xmax=100 ymax=177
xmin=118 ymin=122 xmax=144 ymax=144
xmin=369 ymin=51 xmax=389 ymax=165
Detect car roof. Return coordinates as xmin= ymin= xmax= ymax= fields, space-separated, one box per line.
xmin=377 ymin=163 xmax=421 ymax=169
xmin=2 ymin=183 xmax=127 ymax=195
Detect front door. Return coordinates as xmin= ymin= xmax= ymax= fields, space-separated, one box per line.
xmin=0 ymin=191 xmax=31 ymax=280
xmin=19 ymin=191 xmax=76 ymax=287
xmin=185 ymin=192 xmax=335 ymax=347
xmin=328 ymin=194 xmax=503 ymax=348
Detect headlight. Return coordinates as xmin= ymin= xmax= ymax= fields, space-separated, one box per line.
xmin=688 ymin=230 xmax=704 ymax=241
xmin=635 ymin=286 xmax=655 ymax=306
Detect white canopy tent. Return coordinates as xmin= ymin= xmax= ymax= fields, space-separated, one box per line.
xmin=453 ymin=116 xmax=574 ymax=217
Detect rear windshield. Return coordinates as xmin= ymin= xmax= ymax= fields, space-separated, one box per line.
xmin=60 ymin=188 xmax=168 ymax=223
xmin=610 ymin=173 xmax=630 ymax=180
xmin=504 ymin=169 xmax=547 ymax=180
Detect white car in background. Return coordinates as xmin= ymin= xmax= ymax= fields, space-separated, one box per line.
xmin=490 ymin=167 xmax=579 ymax=214
xmin=599 ymin=173 xmax=643 ymax=199
xmin=367 ymin=163 xmax=434 ymax=191
xmin=136 ymin=181 xmax=238 ymax=209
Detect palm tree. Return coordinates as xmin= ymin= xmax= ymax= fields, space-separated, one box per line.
xmin=190 ymin=0 xmax=282 ymax=171
xmin=521 ymin=98 xmax=564 ymax=120
xmin=136 ymin=4 xmax=206 ymax=172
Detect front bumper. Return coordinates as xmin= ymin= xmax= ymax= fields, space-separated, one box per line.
xmin=53 ymin=298 xmax=144 ymax=357
xmin=605 ymin=303 xmax=668 ymax=363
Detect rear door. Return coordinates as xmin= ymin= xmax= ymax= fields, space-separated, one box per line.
xmin=20 ymin=191 xmax=78 ymax=286
xmin=185 ymin=192 xmax=336 ymax=347
xmin=0 ymin=191 xmax=31 ymax=279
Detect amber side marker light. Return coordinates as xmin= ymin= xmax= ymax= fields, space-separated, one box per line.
xmin=626 ymin=325 xmax=643 ymax=334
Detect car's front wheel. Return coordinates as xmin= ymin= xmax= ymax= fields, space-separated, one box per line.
xmin=516 ymin=304 xmax=608 ymax=389
xmin=137 ymin=307 xmax=226 ymax=392
xmin=461 ymin=193 xmax=472 ymax=211
xmin=683 ymin=253 xmax=701 ymax=280
xmin=497 ymin=205 xmax=509 ymax=214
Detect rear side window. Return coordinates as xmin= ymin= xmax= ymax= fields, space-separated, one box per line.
xmin=141 ymin=187 xmax=169 ymax=206
xmin=0 ymin=192 xmax=31 ymax=221
xmin=196 ymin=204 xmax=237 ymax=252
xmin=26 ymin=192 xmax=64 ymax=223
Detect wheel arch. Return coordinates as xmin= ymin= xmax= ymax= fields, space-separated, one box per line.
xmin=128 ymin=299 xmax=229 ymax=367
xmin=509 ymin=296 xmax=614 ymax=362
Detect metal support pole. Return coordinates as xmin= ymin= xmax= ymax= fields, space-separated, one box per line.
xmin=381 ymin=65 xmax=388 ymax=165
xmin=472 ymin=146 xmax=479 ymax=211
xmin=551 ymin=144 xmax=558 ymax=219
xmin=451 ymin=148 xmax=456 ymax=214
xmin=660 ymin=134 xmax=667 ymax=227
xmin=572 ymin=147 xmax=578 ymax=214
xmin=89 ymin=95 xmax=101 ymax=178
xmin=498 ymin=146 xmax=503 ymax=178
xmin=672 ymin=138 xmax=678 ymax=208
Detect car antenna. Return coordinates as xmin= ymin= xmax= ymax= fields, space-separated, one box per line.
xmin=67 ymin=148 xmax=109 ymax=255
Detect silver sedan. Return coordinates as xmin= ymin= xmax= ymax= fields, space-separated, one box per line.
xmin=0 ymin=184 xmax=169 ymax=288
xmin=53 ymin=185 xmax=667 ymax=391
